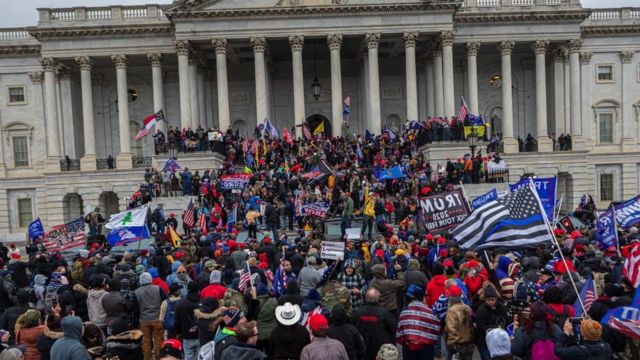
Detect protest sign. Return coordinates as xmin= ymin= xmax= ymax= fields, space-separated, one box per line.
xmin=321 ymin=240 xmax=345 ymax=260
xmin=509 ymin=176 xmax=556 ymax=220
xmin=300 ymin=202 xmax=330 ymax=218
xmin=43 ymin=218 xmax=86 ymax=252
xmin=345 ymin=228 xmax=361 ymax=240
xmin=418 ymin=189 xmax=470 ymax=232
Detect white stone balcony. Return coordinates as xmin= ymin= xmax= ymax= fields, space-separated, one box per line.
xmin=462 ymin=0 xmax=580 ymax=8
xmin=37 ymin=5 xmax=169 ymax=26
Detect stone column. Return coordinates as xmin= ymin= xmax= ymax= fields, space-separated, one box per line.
xmin=212 ymin=39 xmax=230 ymax=132
xmin=580 ymin=52 xmax=593 ymax=144
xmin=188 ymin=58 xmax=200 ymax=129
xmin=620 ymin=50 xmax=636 ymax=151
xmin=403 ymin=31 xmax=419 ymax=121
xmin=424 ymin=53 xmax=435 ymax=116
xmin=41 ymin=57 xmax=61 ymax=172
xmin=466 ymin=42 xmax=480 ymax=116
xmin=498 ymin=41 xmax=518 ymax=153
xmin=75 ymin=56 xmax=97 ymax=170
xmin=553 ymin=48 xmax=567 ymax=137
xmin=290 ymin=35 xmax=306 ymax=138
xmin=111 ymin=54 xmax=133 ymax=169
xmin=251 ymin=37 xmax=268 ymax=126
xmin=568 ymin=39 xmax=583 ymax=149
xmin=147 ymin=53 xmax=166 ymax=133
xmin=534 ymin=40 xmax=552 ymax=152
xmin=365 ymin=33 xmax=382 ymax=134
xmin=434 ymin=46 xmax=444 ymax=117
xmin=441 ymin=31 xmax=455 ymax=118
xmin=175 ymin=41 xmax=192 ymax=130
xmin=328 ymin=34 xmax=343 ymax=137
xmin=197 ymin=66 xmax=207 ymax=129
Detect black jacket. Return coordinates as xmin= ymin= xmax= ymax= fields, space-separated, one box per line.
xmin=475 ymin=301 xmax=509 ymax=349
xmin=174 ymin=292 xmax=199 ymax=339
xmin=327 ymin=307 xmax=366 ymax=360
xmin=270 ymin=323 xmax=310 ymax=360
xmin=102 ymin=291 xmax=129 ymax=325
xmin=352 ymin=302 xmax=396 ymax=360
xmin=554 ymin=335 xmax=612 ymax=360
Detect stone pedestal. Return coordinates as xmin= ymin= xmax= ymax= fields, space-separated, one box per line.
xmin=117 ymin=153 xmax=133 ymax=170
xmin=536 ymin=137 xmax=553 ymax=152
xmin=571 ymin=135 xmax=585 ymax=151
xmin=80 ymin=155 xmax=97 ymax=171
xmin=622 ymin=138 xmax=636 ymax=152
xmin=502 ymin=138 xmax=519 ymax=154
xmin=0 ymin=163 xmax=6 ymax=178
xmin=45 ymin=157 xmax=62 ymax=173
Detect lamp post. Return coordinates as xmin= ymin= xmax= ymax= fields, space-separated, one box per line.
xmin=468 ymin=127 xmax=479 ymax=158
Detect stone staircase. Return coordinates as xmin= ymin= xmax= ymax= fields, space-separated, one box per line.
xmin=148 ymin=194 xmax=196 ymax=230
xmin=152 ymin=152 xmax=225 ymax=174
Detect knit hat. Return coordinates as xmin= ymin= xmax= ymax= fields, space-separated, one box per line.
xmin=308 ymin=313 xmax=329 ymax=332
xmin=209 ymin=270 xmax=221 ymax=284
xmin=486 ymin=328 xmax=511 ymax=358
xmin=376 ymin=344 xmax=399 ymax=360
xmin=222 ymin=308 xmax=244 ymax=328
xmin=148 ymin=268 xmax=159 ymax=278
xmin=529 ymin=301 xmax=550 ymax=321
xmin=135 ymin=264 xmax=145 ymax=274
xmin=581 ymin=319 xmax=602 ymax=341
xmin=0 ymin=347 xmax=23 ymax=360
xmin=405 ymin=284 xmax=425 ymax=300
xmin=139 ymin=272 xmax=152 ymax=286
xmin=483 ymin=286 xmax=498 ymax=299
xmin=160 ymin=339 xmax=182 ymax=359
xmin=204 ymin=260 xmax=216 ymax=268
xmin=307 ymin=289 xmax=322 ymax=302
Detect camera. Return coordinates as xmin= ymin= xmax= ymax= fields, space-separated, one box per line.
xmin=568 ymin=317 xmax=583 ymax=325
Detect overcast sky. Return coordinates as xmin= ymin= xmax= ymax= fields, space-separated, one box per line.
xmin=1 ymin=0 xmax=637 ymax=28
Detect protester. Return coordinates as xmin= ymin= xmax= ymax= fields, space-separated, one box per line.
xmin=50 ymin=316 xmax=92 ymax=360
xmin=220 ymin=321 xmax=266 ymax=360
xmin=300 ymin=314 xmax=349 ymax=360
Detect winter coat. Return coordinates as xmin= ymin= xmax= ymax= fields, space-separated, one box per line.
xmin=425 ymin=274 xmax=447 ymax=307
xmin=256 ymin=296 xmax=278 ymax=342
xmin=86 ymin=289 xmax=108 ymax=326
xmin=352 ymin=301 xmax=396 ymax=360
xmin=444 ymin=302 xmax=474 ymax=346
xmin=37 ymin=327 xmax=64 ymax=360
xmin=33 ymin=274 xmax=47 ymax=310
xmin=511 ymin=321 xmax=564 ymax=360
xmin=221 ymin=343 xmax=267 ymax=360
xmin=134 ymin=284 xmax=165 ymax=322
xmin=105 ymin=330 xmax=144 ymax=360
xmin=195 ymin=307 xmax=218 ymax=346
xmin=474 ymin=302 xmax=509 ymax=349
xmin=298 ymin=266 xmax=323 ymax=297
xmin=16 ymin=325 xmax=45 ymax=360
xmin=554 ymin=336 xmax=612 ymax=360
xmin=300 ymin=337 xmax=349 ymax=360
xmin=174 ymin=292 xmax=200 ymax=340
xmin=50 ymin=316 xmax=92 ymax=360
xmin=368 ymin=265 xmax=404 ymax=311
xmin=101 ymin=291 xmax=129 ymax=325
xmin=270 ymin=323 xmax=311 ymax=360
xmin=327 ymin=306 xmax=366 ymax=360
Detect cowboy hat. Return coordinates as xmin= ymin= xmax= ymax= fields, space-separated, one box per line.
xmin=275 ymin=302 xmax=302 ymax=326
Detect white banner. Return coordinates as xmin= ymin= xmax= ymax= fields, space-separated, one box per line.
xmin=321 ymin=240 xmax=345 ymax=260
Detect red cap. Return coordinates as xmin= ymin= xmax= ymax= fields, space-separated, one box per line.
xmin=238 ymin=243 xmax=246 ymax=249
xmin=258 ymin=262 xmax=269 ymax=269
xmin=228 ymin=240 xmax=237 ymax=250
xmin=162 ymin=339 xmax=182 ymax=351
xmin=309 ymin=314 xmax=329 ymax=332
xmin=390 ymin=238 xmax=398 ymax=246
xmin=174 ymin=251 xmax=184 ymax=259
xmin=264 ymin=238 xmax=271 ymax=245
xmin=466 ymin=260 xmax=479 ymax=268
xmin=575 ymin=244 xmax=586 ymax=252
xmin=426 ymin=234 xmax=434 ymax=241
xmin=375 ymin=249 xmax=385 ymax=258
xmin=439 ymin=249 xmax=448 ymax=258
xmin=571 ymin=230 xmax=582 ymax=239
xmin=169 ymin=213 xmax=175 ymax=218
xmin=443 ymin=259 xmax=454 ymax=268
xmin=437 ymin=236 xmax=446 ymax=245
xmin=447 ymin=285 xmax=462 ymax=297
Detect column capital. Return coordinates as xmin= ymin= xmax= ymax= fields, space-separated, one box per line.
xmin=364 ymin=33 xmax=381 ymax=49
xmin=174 ymin=40 xmax=191 ymax=56
xmin=498 ymin=41 xmax=515 ymax=56
xmin=250 ymin=36 xmax=267 ymax=53
xmin=553 ymin=47 xmax=568 ymax=62
xmin=620 ymin=50 xmax=635 ymax=64
xmin=56 ymin=64 xmax=71 ymax=80
xmin=111 ymin=54 xmax=127 ymax=69
xmin=402 ymin=31 xmax=419 ymax=48
xmin=533 ymin=40 xmax=550 ymax=55
xmin=327 ymin=33 xmax=343 ymax=51
xmin=75 ymin=56 xmax=92 ymax=71
xmin=580 ymin=51 xmax=593 ymax=65
xmin=40 ymin=57 xmax=57 ymax=72
xmin=211 ymin=38 xmax=228 ymax=55
xmin=29 ymin=72 xmax=43 ymax=84
xmin=289 ymin=35 xmax=304 ymax=52
xmin=440 ymin=30 xmax=455 ymax=47
xmin=465 ymin=42 xmax=481 ymax=56
xmin=567 ymin=39 xmax=582 ymax=54
xmin=147 ymin=53 xmax=163 ymax=66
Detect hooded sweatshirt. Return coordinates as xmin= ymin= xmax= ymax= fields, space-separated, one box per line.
xmin=327 ymin=306 xmax=366 ymax=360
xmin=368 ymin=264 xmax=404 ymax=311
xmin=165 ymin=261 xmax=192 ymax=298
xmin=50 ymin=316 xmax=92 ymax=360
xmin=86 ymin=289 xmax=108 ymax=326
xmin=33 ymin=274 xmax=47 ymax=310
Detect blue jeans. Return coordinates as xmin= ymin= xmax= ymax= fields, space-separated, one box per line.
xmin=360 ymin=215 xmax=374 ymax=239
xmin=340 ymin=215 xmax=352 ymax=237
xmin=182 ymin=338 xmax=200 ymax=360
xmin=478 ymin=347 xmax=492 ymax=360
xmin=266 ymin=222 xmax=278 ymax=243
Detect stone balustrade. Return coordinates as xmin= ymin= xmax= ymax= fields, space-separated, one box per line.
xmin=38 ymin=5 xmax=168 ymax=24
xmin=464 ymin=0 xmax=577 ymax=7
xmin=0 ymin=28 xmax=34 ymax=40
xmin=587 ymin=8 xmax=640 ymax=21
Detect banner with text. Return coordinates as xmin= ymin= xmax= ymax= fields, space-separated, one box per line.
xmin=509 ymin=176 xmax=556 ymax=221
xmin=614 ymin=194 xmax=640 ymax=229
xmin=43 ymin=218 xmax=86 ymax=253
xmin=471 ymin=188 xmax=498 ymax=209
xmin=220 ymin=174 xmax=252 ymax=191
xmin=300 ymin=202 xmax=330 ymax=218
xmin=419 ymin=189 xmax=470 ymax=232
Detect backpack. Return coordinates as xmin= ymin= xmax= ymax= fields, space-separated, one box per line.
xmin=163 ymin=299 xmax=178 ymax=331
xmin=198 ymin=339 xmax=216 ymax=360
xmin=531 ymin=339 xmax=560 ymax=360
xmin=512 ymin=279 xmax=537 ymax=309
xmin=578 ymin=343 xmax=609 ymax=360
xmin=549 ymin=305 xmax=570 ymax=328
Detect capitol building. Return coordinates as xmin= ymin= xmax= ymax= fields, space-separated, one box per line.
xmin=0 ymin=0 xmax=638 ymax=240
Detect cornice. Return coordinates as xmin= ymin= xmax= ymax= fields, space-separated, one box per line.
xmin=455 ymin=9 xmax=590 ymax=25
xmin=167 ymin=2 xmax=460 ymax=22
xmin=581 ymin=24 xmax=640 ymax=35
xmin=0 ymin=45 xmax=41 ymax=56
xmin=28 ymin=24 xmax=172 ymax=41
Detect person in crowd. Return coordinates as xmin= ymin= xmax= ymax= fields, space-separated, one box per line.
xmin=485 ymin=328 xmax=512 ymax=360
xmin=174 ymin=282 xmax=201 ymax=360
xmin=444 ymin=285 xmax=474 ymax=360
xmin=160 ymin=339 xmax=183 ymax=360
xmin=396 ymin=285 xmax=440 ymax=360
xmin=15 ymin=309 xmax=44 ymax=360
xmin=220 ymin=321 xmax=266 ymax=360
xmin=327 ymin=305 xmax=366 ymax=360
xmin=271 ymin=302 xmax=310 ymax=360
xmin=135 ymin=272 xmax=167 ymax=360
xmin=511 ymin=301 xmax=563 ymax=360
xmin=554 ymin=319 xmax=612 ymax=359
xmin=37 ymin=314 xmax=63 ymax=360
xmin=352 ymin=288 xmax=396 ymax=360
xmin=300 ymin=313 xmax=349 ymax=360
xmin=475 ymin=286 xmax=509 ymax=360
xmin=50 ymin=316 xmax=92 ymax=360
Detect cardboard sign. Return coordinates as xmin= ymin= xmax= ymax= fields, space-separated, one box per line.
xmin=321 ymin=240 xmax=345 ymax=260
xmin=418 ymin=189 xmax=470 ymax=232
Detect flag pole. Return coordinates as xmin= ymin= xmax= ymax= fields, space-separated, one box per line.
xmin=529 ymin=178 xmax=588 ymax=317
xmin=458 ymin=181 xmax=472 ymax=208
xmin=610 ymin=204 xmax=622 ymax=256
xmin=554 ymin=195 xmax=564 ymax=225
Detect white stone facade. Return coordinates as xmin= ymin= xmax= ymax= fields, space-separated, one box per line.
xmin=0 ymin=0 xmax=639 ymax=240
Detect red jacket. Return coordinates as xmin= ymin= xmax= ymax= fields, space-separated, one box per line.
xmin=152 ymin=278 xmax=169 ymax=295
xmin=425 ymin=274 xmax=447 ymax=307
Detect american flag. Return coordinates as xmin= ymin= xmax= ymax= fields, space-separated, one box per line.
xmin=242 ymin=139 xmax=249 ymax=153
xmin=344 ymin=96 xmax=351 ymax=107
xmin=249 ymin=140 xmax=259 ymax=153
xmin=183 ymin=200 xmax=195 ymax=228
xmin=573 ymin=275 xmax=596 ymax=316
xmin=302 ymin=123 xmax=312 ymax=140
xmin=238 ymin=262 xmax=252 ymax=292
xmin=458 ymin=97 xmax=469 ymax=122
xmin=198 ymin=210 xmax=207 ymax=235
xmin=43 ymin=218 xmax=86 ymax=252
xmin=134 ymin=127 xmax=150 ymax=141
xmin=624 ymin=244 xmax=640 ymax=288
xmin=264 ymin=268 xmax=274 ymax=283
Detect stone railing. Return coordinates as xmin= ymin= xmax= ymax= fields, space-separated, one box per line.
xmin=587 ymin=8 xmax=640 ymax=21
xmin=0 ymin=28 xmax=34 ymax=40
xmin=38 ymin=5 xmax=168 ymax=24
xmin=464 ymin=0 xmax=577 ymax=7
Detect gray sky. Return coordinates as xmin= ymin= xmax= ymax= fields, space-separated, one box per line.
xmin=1 ymin=0 xmax=637 ymax=28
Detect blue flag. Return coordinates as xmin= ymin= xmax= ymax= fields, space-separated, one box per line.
xmin=467 ymin=114 xmax=484 ymax=126
xmin=107 ymin=225 xmax=149 ymax=247
xmin=226 ymin=204 xmax=237 ymax=233
xmin=509 ymin=176 xmax=556 ymax=221
xmin=28 ymin=218 xmax=45 ymax=239
xmin=378 ymin=165 xmax=406 ymax=180
xmin=365 ymin=130 xmax=373 ymax=142
xmin=162 ymin=159 xmax=180 ymax=173
xmin=471 ymin=188 xmax=498 ymax=209
xmin=594 ymin=207 xmax=617 ymax=249
xmin=614 ymin=194 xmax=640 ymax=229
xmin=574 ymin=275 xmax=596 ymax=317
xmin=343 ymin=105 xmax=350 ymax=116
xmin=384 ymin=125 xmax=397 ymax=140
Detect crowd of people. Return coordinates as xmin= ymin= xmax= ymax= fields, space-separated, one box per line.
xmin=2 ymin=122 xmax=637 ymax=360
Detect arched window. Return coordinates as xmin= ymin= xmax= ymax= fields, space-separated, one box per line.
xmin=232 ymin=119 xmax=249 ymax=136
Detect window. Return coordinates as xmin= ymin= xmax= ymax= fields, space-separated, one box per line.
xmin=12 ymin=136 xmax=29 ymax=167
xmin=598 ymin=113 xmax=614 ymax=143
xmin=8 ymin=87 xmax=25 ymax=104
xmin=17 ymin=198 xmax=33 ymax=228
xmin=597 ymin=65 xmax=614 ymax=82
xmin=600 ymin=174 xmax=614 ymax=202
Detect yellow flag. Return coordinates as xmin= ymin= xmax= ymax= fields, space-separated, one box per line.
xmin=166 ymin=226 xmax=181 ymax=248
xmin=313 ymin=122 xmax=325 ymax=135
xmin=262 ymin=139 xmax=267 ymax=156
xmin=284 ymin=160 xmax=290 ymax=173
xmin=464 ymin=125 xmax=486 ymax=139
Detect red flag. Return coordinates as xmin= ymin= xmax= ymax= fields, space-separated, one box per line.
xmin=282 ymin=127 xmax=293 ymax=145
xmin=183 ymin=200 xmax=195 ymax=228
xmin=198 ymin=211 xmax=207 ymax=236
xmin=623 ymin=243 xmax=640 ymax=288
